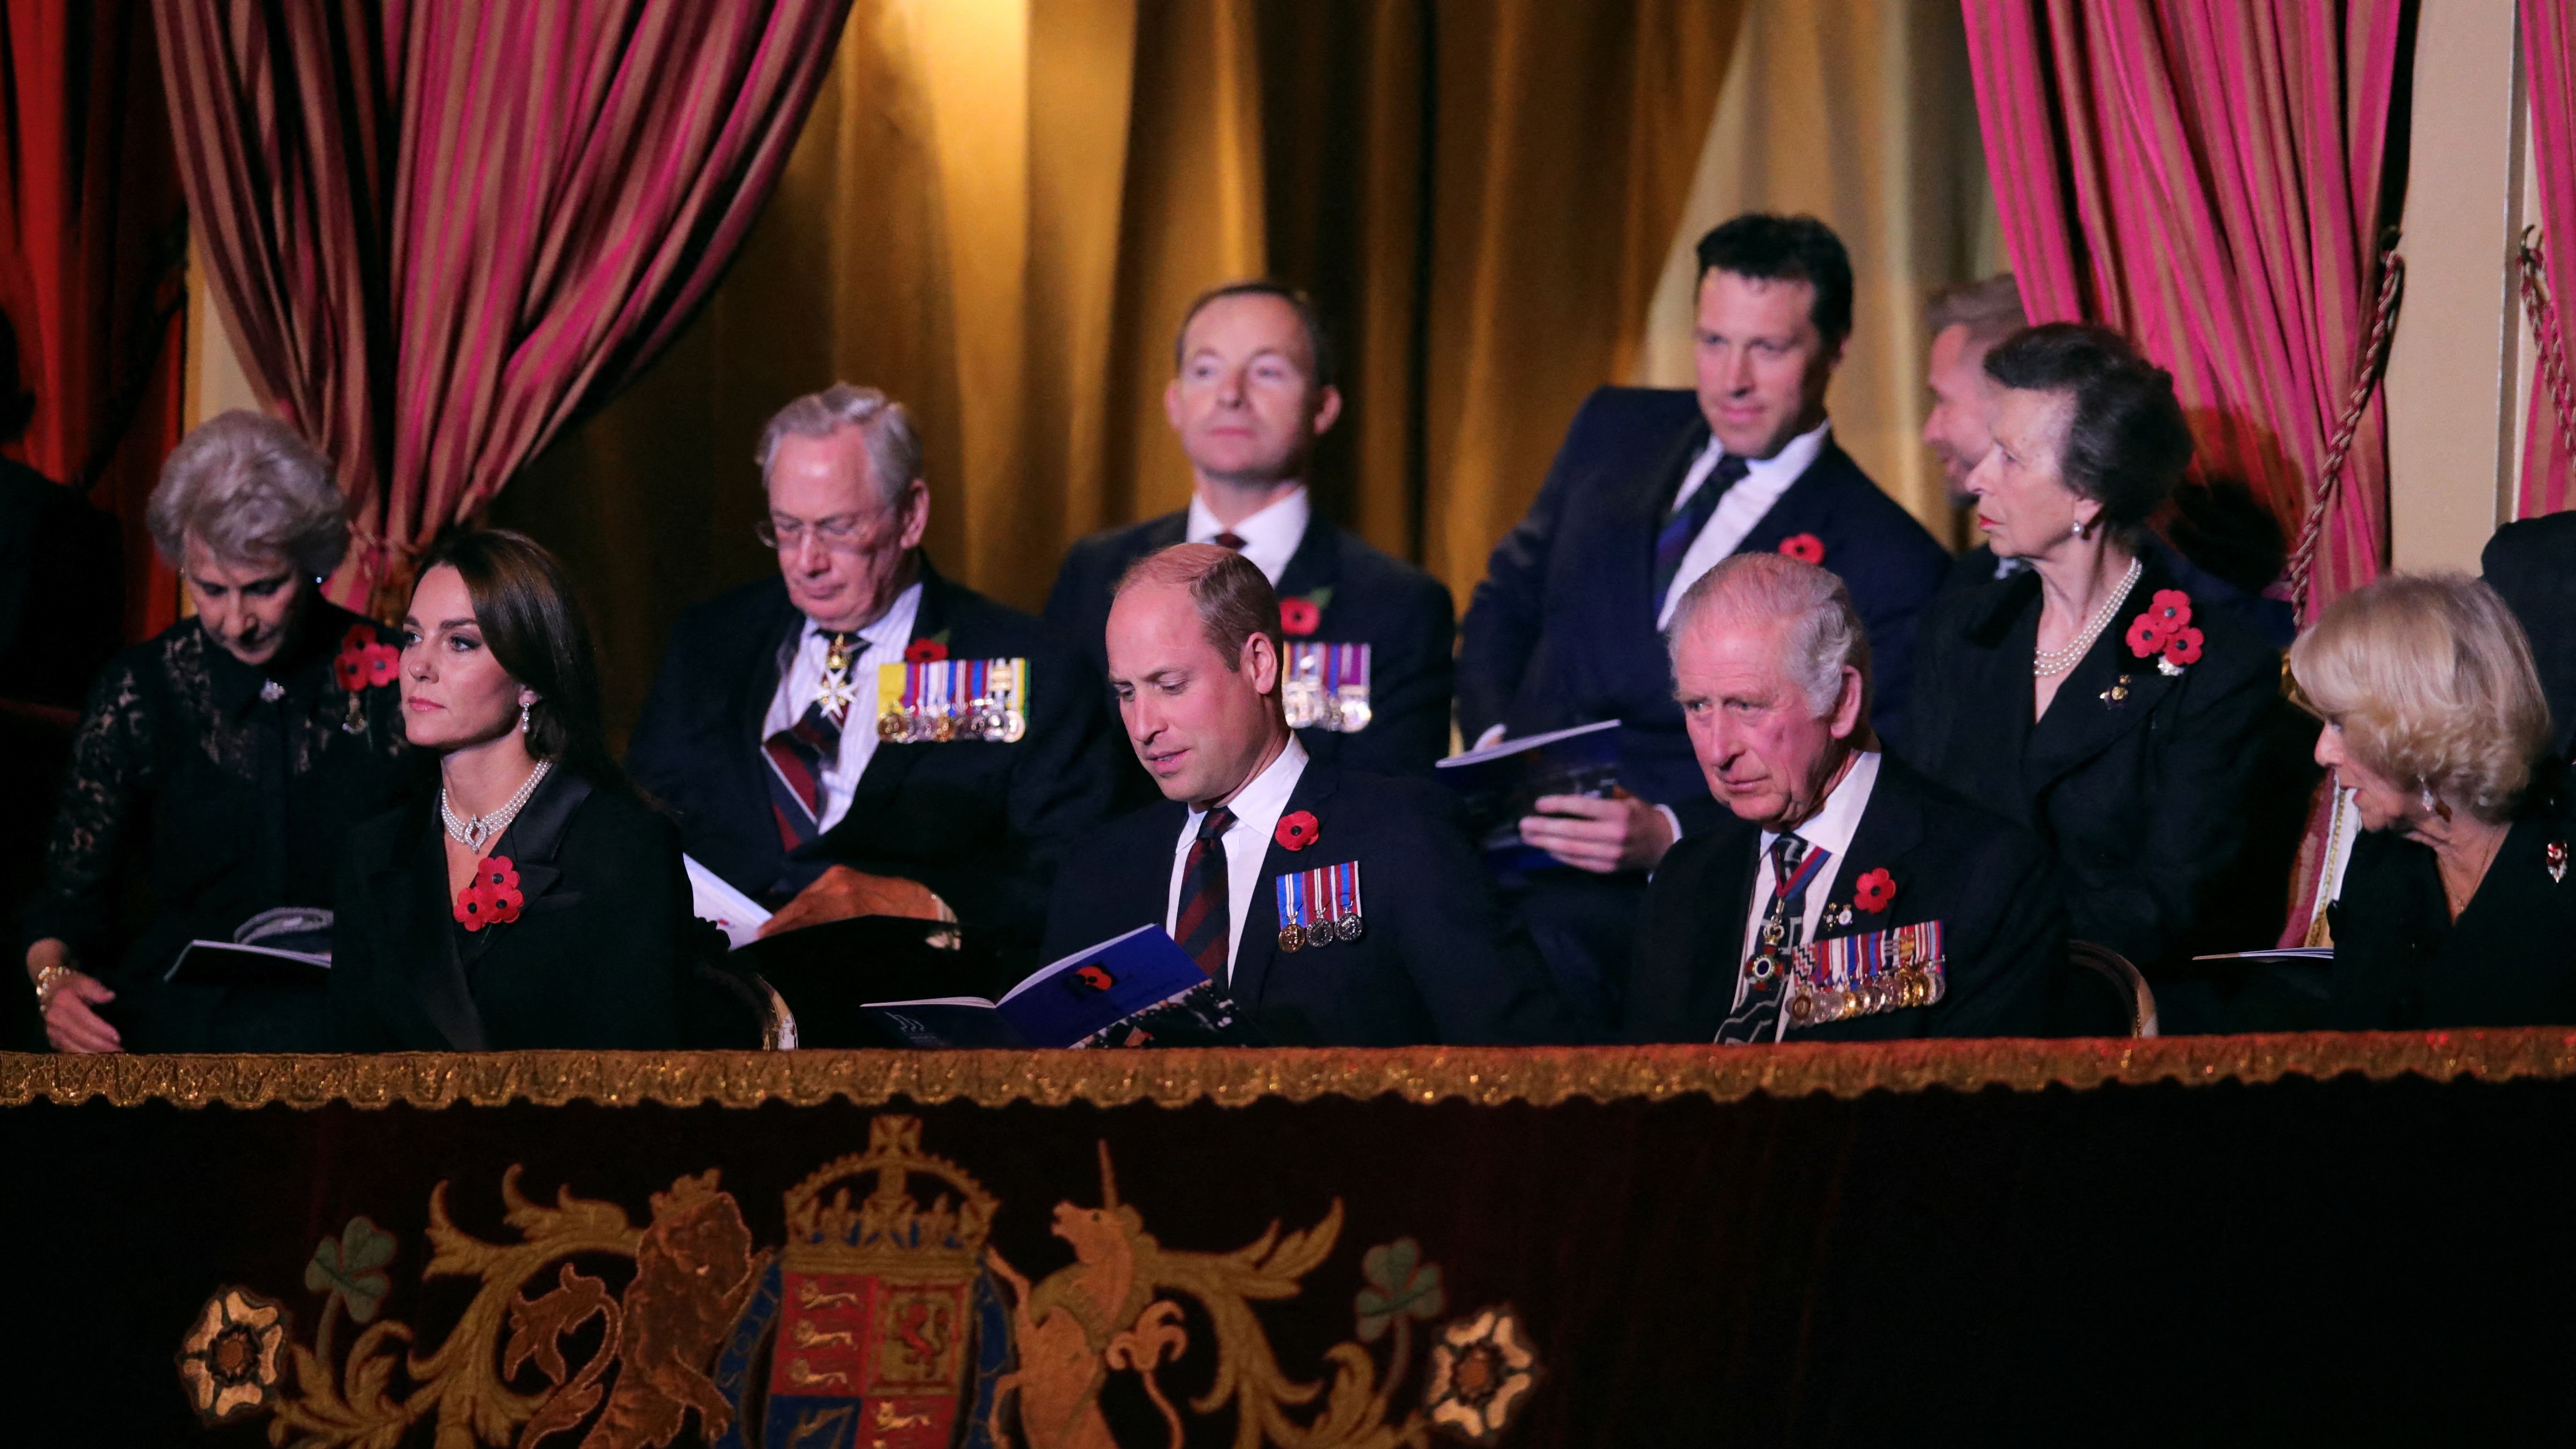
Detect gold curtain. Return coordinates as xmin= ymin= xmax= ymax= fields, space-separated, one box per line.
xmin=497 ymin=0 xmax=1740 ymax=738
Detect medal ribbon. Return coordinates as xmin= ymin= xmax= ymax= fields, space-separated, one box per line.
xmin=1774 ymin=843 xmax=1831 ymax=905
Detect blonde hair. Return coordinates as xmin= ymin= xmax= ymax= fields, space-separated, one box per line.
xmin=2290 ymin=572 xmax=2553 ymax=824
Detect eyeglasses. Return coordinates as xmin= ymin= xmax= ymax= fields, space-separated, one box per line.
xmin=755 ymin=510 xmax=894 ymax=553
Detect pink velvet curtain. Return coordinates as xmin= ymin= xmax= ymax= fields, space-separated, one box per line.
xmin=1962 ymin=0 xmax=2409 ymax=620
xmin=155 ymin=0 xmax=852 ymax=610
xmin=2521 ymin=0 xmax=2576 ymax=518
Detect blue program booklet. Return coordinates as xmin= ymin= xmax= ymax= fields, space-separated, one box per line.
xmin=860 ymin=924 xmax=1258 ymax=1049
xmin=1433 ymin=719 xmax=1624 ymax=879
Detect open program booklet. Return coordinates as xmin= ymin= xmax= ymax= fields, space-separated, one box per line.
xmin=1434 ymin=719 xmax=1623 ymax=877
xmin=863 ymin=924 xmax=1259 ymax=1049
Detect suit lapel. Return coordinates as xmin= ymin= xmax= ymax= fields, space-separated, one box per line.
xmin=1228 ymin=761 xmax=1340 ymax=1010
xmin=1813 ymin=761 xmax=1927 ymax=932
xmin=842 ymin=557 xmax=947 ymax=820
xmin=2023 ymin=556 xmax=2183 ymax=791
xmin=372 ymin=814 xmax=489 ymax=1051
xmin=1627 ymin=414 xmax=1713 ymax=626
xmin=1686 ymin=828 xmax=1765 ymax=1041
xmin=1274 ymin=516 xmax=1341 ymax=624
xmin=1729 ymin=441 xmax=1844 ymax=557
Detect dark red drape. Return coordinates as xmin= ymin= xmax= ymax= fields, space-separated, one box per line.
xmin=154 ymin=0 xmax=853 ymax=614
xmin=0 ymin=1 xmax=189 ymax=643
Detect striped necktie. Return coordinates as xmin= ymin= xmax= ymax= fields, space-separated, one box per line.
xmin=1717 ymin=832 xmax=1823 ymax=1045
xmin=762 ymin=631 xmax=859 ymax=850
xmin=1652 ymin=452 xmax=1751 ymax=611
xmin=1173 ymin=806 xmax=1237 ymax=979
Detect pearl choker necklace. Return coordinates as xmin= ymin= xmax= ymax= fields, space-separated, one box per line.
xmin=2033 ymin=557 xmax=2143 ymax=679
xmin=441 ymin=760 xmax=552 ymax=852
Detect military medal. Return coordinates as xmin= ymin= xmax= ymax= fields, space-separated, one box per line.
xmin=878 ymin=655 xmax=1031 ymax=746
xmin=1273 ymin=859 xmax=1362 ymax=953
xmin=1283 ymin=642 xmax=1374 ymax=734
xmin=1789 ymin=920 xmax=1947 ymax=1027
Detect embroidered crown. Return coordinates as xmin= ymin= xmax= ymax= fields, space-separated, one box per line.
xmin=779 ymin=1115 xmax=994 ymax=1280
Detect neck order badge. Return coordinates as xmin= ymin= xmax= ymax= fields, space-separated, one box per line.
xmin=1275 ymin=860 xmax=1365 ymax=952
xmin=878 ymin=658 xmax=1028 ymax=744
xmin=1283 ymin=643 xmax=1372 ymax=733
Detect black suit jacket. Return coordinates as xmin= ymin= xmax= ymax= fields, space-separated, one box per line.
xmin=329 ymin=770 xmax=688 ymax=1050
xmin=627 ymin=559 xmax=1124 ymax=968
xmin=1905 ymin=550 xmax=2291 ymax=972
xmin=1044 ymin=509 xmax=1456 ymax=776
xmin=2483 ymin=512 xmax=2576 ymax=761
xmin=2324 ymin=778 xmax=2576 ymax=1029
xmin=1458 ymin=387 xmax=1948 ymax=832
xmin=1625 ymin=754 xmax=2064 ymax=1042
xmin=1039 ymin=759 xmax=1563 ymax=1046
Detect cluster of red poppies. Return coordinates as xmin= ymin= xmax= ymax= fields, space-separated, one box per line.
xmin=2124 ymin=589 xmax=2205 ymax=668
xmin=333 ymin=624 xmax=400 ymax=692
xmin=451 ymin=856 xmax=526 ymax=932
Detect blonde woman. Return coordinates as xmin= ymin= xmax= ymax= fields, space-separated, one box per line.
xmin=2291 ymin=573 xmax=2569 ymax=1028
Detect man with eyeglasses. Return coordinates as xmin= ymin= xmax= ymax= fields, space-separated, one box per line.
xmin=629 ymin=384 xmax=1125 ymax=975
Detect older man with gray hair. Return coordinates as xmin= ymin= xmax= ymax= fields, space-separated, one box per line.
xmin=628 ymin=383 xmax=1125 ymax=977
xmin=1623 ymin=552 xmax=2064 ymax=1043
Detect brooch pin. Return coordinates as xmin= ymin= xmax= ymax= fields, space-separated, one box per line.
xmin=2550 ymin=841 xmax=2568 ymax=884
xmin=2126 ymin=590 xmax=2204 ymax=677
xmin=1777 ymin=533 xmax=1826 ymax=565
xmin=2099 ymin=673 xmax=2131 ymax=706
xmin=1853 ymin=868 xmax=1898 ymax=914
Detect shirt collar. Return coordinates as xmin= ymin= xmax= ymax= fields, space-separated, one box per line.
xmin=1760 ymin=747 xmax=1880 ymax=863
xmin=1190 ymin=731 xmax=1310 ymax=834
xmin=801 ymin=580 xmax=924 ymax=650
xmin=1186 ymin=487 xmax=1310 ymax=585
xmin=1702 ymin=417 xmax=1833 ymax=484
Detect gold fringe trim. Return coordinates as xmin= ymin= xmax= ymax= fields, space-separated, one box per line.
xmin=3 ymin=1030 xmax=2574 ymax=1110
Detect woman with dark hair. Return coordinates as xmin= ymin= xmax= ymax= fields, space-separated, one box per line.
xmin=1905 ymin=325 xmax=2285 ymax=1009
xmin=329 ymin=530 xmax=688 ymax=1050
xmin=25 ymin=411 xmax=419 ymax=1053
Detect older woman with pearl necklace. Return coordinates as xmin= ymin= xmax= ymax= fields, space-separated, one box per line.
xmin=1905 ymin=324 xmax=2290 ymax=1020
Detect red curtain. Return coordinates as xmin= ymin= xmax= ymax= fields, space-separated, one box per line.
xmin=0 ymin=1 xmax=189 ymax=642
xmin=2521 ymin=0 xmax=2576 ymax=518
xmin=1962 ymin=0 xmax=2410 ymax=623
xmin=155 ymin=0 xmax=853 ymax=613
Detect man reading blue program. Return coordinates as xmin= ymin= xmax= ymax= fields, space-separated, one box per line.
xmin=1041 ymin=543 xmax=1561 ymax=1046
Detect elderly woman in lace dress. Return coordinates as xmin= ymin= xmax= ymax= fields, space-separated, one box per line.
xmin=21 ymin=411 xmax=420 ymax=1053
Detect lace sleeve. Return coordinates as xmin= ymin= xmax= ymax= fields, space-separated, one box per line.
xmin=23 ymin=656 xmax=157 ymax=963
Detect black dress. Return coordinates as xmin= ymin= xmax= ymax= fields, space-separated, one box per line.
xmin=21 ymin=600 xmax=421 ymax=1050
xmin=328 ymin=768 xmax=689 ymax=1051
xmin=1905 ymin=551 xmax=2308 ymax=987
xmin=2323 ymin=780 xmax=2576 ymax=1029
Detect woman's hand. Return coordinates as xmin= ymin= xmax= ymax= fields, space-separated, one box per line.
xmin=759 ymin=866 xmax=948 ymax=937
xmin=26 ymin=938 xmax=120 ymax=1054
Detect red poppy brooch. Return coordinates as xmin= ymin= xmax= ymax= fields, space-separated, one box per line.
xmin=903 ymin=637 xmax=948 ymax=664
xmin=1276 ymin=810 xmax=1320 ymax=851
xmin=453 ymin=855 xmax=525 ymax=931
xmin=334 ymin=624 xmax=400 ymax=691
xmin=1853 ymin=867 xmax=1898 ymax=914
xmin=2125 ymin=589 xmax=2204 ymax=676
xmin=1777 ymin=533 xmax=1827 ymax=566
xmin=1279 ymin=596 xmax=1323 ymax=637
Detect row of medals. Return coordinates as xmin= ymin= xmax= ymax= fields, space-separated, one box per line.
xmin=1279 ymin=912 xmax=1365 ymax=954
xmin=1282 ymin=684 xmax=1373 ymax=733
xmin=878 ymin=700 xmax=1027 ymax=745
xmin=1782 ymin=935 xmax=1937 ymax=1027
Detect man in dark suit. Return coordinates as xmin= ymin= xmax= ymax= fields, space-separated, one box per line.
xmin=1045 ymin=281 xmax=1454 ymax=776
xmin=629 ymin=384 xmax=1125 ymax=972
xmin=1456 ymin=214 xmax=1948 ymax=1024
xmin=1041 ymin=543 xmax=1561 ymax=1045
xmin=1627 ymin=553 xmax=2063 ymax=1043
xmin=1922 ymin=274 xmax=2032 ymax=598
xmin=2483 ymin=511 xmax=2576 ymax=761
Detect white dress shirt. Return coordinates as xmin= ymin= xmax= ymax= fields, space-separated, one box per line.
xmin=1164 ymin=734 xmax=1310 ymax=982
xmin=1734 ymin=748 xmax=1883 ymax=972
xmin=1187 ymin=486 xmax=1310 ymax=585
xmin=1655 ymin=419 xmax=1834 ymax=628
xmin=761 ymin=581 xmax=925 ymax=834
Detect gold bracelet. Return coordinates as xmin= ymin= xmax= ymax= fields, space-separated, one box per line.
xmin=30 ymin=961 xmax=70 ymax=1011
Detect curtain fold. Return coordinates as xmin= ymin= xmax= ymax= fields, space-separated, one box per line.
xmin=2521 ymin=0 xmax=2576 ymax=519
xmin=0 ymin=0 xmax=188 ymax=641
xmin=1962 ymin=0 xmax=2409 ymax=619
xmin=155 ymin=0 xmax=853 ymax=611
xmin=503 ymin=0 xmax=1736 ymax=740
